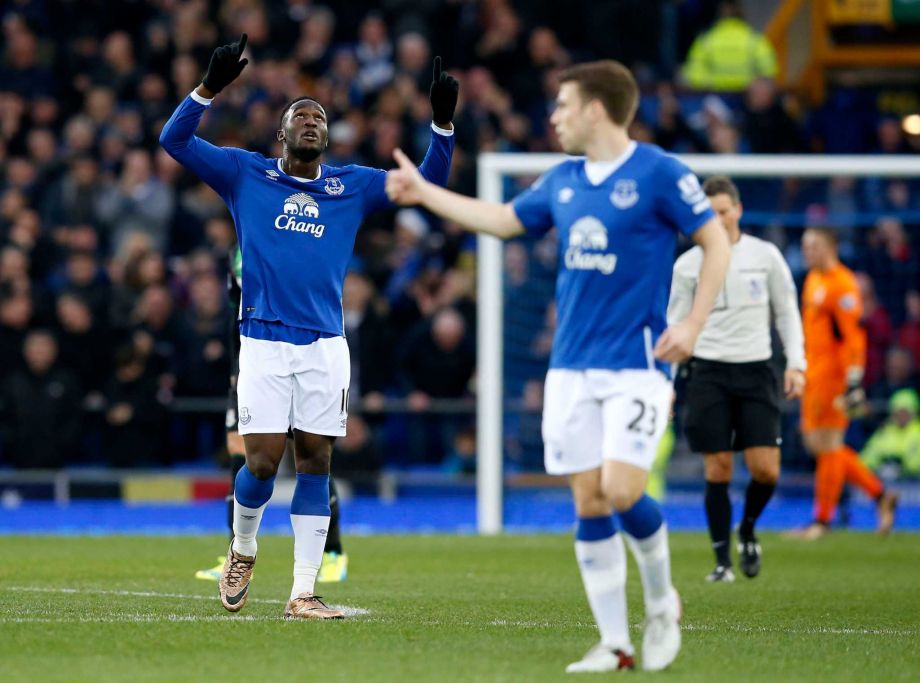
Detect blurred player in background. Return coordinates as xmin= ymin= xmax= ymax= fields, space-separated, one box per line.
xmin=793 ymin=228 xmax=898 ymax=540
xmin=195 ymin=244 xmax=347 ymax=583
xmin=669 ymin=176 xmax=805 ymax=583
xmin=161 ymin=34 xmax=457 ymax=618
xmin=386 ymin=60 xmax=730 ymax=672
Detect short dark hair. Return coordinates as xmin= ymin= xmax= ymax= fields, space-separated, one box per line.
xmin=806 ymin=226 xmax=839 ymax=245
xmin=702 ymin=175 xmax=740 ymax=204
xmin=279 ymin=97 xmax=325 ymax=127
xmin=558 ymin=60 xmax=639 ymax=127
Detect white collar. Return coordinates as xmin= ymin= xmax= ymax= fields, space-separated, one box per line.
xmin=583 ymin=141 xmax=637 ymax=186
xmin=277 ymin=158 xmax=322 ymax=182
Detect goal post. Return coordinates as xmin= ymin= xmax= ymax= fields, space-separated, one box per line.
xmin=475 ymin=152 xmax=919 ymax=535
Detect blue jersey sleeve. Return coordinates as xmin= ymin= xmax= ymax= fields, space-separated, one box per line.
xmin=511 ymin=169 xmax=555 ymax=237
xmin=653 ymin=154 xmax=715 ymax=236
xmin=364 ymin=126 xmax=455 ymax=213
xmin=159 ymin=95 xmax=245 ymax=199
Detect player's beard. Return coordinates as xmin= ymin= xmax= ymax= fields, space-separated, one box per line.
xmin=288 ymin=141 xmax=324 ymax=163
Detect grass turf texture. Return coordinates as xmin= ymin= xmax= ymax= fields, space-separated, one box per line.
xmin=2 ymin=533 xmax=917 ymax=682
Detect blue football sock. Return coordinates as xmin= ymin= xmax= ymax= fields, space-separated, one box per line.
xmin=617 ymin=494 xmax=663 ymax=540
xmin=234 ymin=464 xmax=276 ymax=509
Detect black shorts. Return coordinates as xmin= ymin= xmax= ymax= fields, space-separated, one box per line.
xmin=226 ymin=383 xmax=239 ymax=433
xmin=683 ymin=358 xmax=781 ymax=453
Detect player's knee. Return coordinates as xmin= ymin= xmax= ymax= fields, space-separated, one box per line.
xmin=607 ymin=487 xmax=642 ymax=513
xmin=750 ymin=460 xmax=780 ymax=483
xmin=293 ymin=432 xmax=334 ymax=474
xmin=246 ymin=454 xmax=280 ymax=480
xmin=297 ymin=449 xmax=331 ymax=474
xmin=573 ymin=492 xmax=611 ymax=518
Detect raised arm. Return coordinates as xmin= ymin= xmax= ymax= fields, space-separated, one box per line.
xmin=158 ymin=34 xmax=249 ymax=197
xmin=366 ymin=57 xmax=458 ymax=212
xmin=385 ymin=147 xmax=524 ymax=239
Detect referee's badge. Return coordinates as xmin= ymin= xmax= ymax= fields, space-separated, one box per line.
xmin=610 ymin=179 xmax=639 ymax=209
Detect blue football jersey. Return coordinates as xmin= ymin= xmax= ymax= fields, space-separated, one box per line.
xmin=160 ymin=94 xmax=454 ymax=341
xmin=512 ymin=142 xmax=714 ymax=374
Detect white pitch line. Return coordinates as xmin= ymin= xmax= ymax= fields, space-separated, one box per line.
xmin=1 ymin=586 xmax=370 ymax=617
xmin=486 ymin=619 xmax=914 ymax=637
xmin=1 ymin=587 xmax=911 ymax=636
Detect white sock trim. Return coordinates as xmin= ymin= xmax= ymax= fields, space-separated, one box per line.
xmin=232 ymin=499 xmax=266 ymax=556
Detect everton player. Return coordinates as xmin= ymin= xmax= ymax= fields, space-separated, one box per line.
xmin=195 ymin=243 xmax=349 ymax=585
xmin=161 ymin=34 xmax=457 ymax=619
xmin=385 ymin=61 xmax=729 ymax=671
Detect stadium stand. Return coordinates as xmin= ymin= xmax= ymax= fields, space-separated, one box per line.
xmin=0 ymin=0 xmax=918 ymax=486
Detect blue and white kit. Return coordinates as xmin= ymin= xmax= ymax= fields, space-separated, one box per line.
xmin=512 ymin=141 xmax=715 ymax=473
xmin=161 ymin=92 xmax=454 ymax=435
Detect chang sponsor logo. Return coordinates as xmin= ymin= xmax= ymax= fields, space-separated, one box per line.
xmin=565 ymin=216 xmax=617 ymax=275
xmin=275 ymin=192 xmax=325 ymax=237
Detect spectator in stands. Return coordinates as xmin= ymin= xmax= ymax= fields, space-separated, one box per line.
xmin=868 ymin=346 xmax=918 ymax=409
xmin=742 ymin=78 xmax=802 ymax=153
xmin=54 ymin=291 xmax=110 ymax=397
xmin=41 ymin=156 xmax=105 ymax=230
xmin=50 ymin=249 xmax=110 ymax=322
xmin=96 ymin=148 xmax=175 ymax=255
xmin=857 ymin=273 xmax=893 ymax=388
xmin=861 ymin=389 xmax=920 ymax=481
xmin=399 ymin=306 xmax=475 ymax=462
xmin=331 ymin=414 xmax=382 ymax=492
xmin=343 ymin=271 xmax=395 ymax=409
xmin=355 ymin=12 xmax=395 ymax=99
xmin=0 ymin=329 xmax=81 ymax=468
xmin=294 ymin=5 xmax=336 ymax=77
xmin=442 ymin=427 xmax=476 ymax=476
xmin=178 ymin=272 xmax=230 ymax=397
xmin=863 ymin=217 xmax=916 ymax=326
xmin=898 ymin=290 xmax=920 ymax=370
xmin=0 ymin=290 xmax=35 ymax=372
xmin=132 ymin=283 xmax=187 ymax=395
xmin=102 ymin=344 xmax=169 ymax=467
xmin=681 ymin=0 xmax=778 ymax=92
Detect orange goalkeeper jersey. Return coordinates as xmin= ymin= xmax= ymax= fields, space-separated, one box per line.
xmin=801 ymin=262 xmax=866 ymax=382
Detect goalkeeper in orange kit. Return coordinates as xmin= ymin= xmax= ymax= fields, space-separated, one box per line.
xmin=793 ymin=228 xmax=898 ymax=539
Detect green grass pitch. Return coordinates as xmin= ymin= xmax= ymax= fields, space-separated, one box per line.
xmin=2 ymin=533 xmax=918 ymax=682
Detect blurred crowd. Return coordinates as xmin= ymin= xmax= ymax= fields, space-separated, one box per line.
xmin=0 ymin=0 xmax=918 ymax=472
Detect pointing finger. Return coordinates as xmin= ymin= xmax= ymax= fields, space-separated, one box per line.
xmin=433 ymin=55 xmax=441 ymax=82
xmin=392 ymin=147 xmax=412 ymax=169
xmin=237 ymin=33 xmax=248 ymax=54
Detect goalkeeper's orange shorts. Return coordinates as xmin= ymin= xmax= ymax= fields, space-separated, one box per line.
xmin=801 ymin=374 xmax=848 ymax=432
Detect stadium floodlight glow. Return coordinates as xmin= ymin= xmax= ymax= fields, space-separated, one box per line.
xmin=475 ymin=152 xmax=920 ymax=535
xmin=903 ymin=114 xmax=920 ymax=137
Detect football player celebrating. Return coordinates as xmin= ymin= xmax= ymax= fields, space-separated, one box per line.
xmin=162 ymin=34 xmax=457 ymax=619
xmin=386 ymin=61 xmax=729 ymax=672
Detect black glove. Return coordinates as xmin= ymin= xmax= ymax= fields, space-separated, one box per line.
xmin=429 ymin=56 xmax=459 ymax=126
xmin=202 ymin=33 xmax=249 ymax=94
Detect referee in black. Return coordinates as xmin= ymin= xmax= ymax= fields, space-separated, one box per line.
xmin=668 ymin=176 xmax=806 ymax=582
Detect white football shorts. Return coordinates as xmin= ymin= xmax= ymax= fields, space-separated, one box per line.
xmin=236 ymin=335 xmax=350 ymax=437
xmin=542 ymin=368 xmax=673 ymax=475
